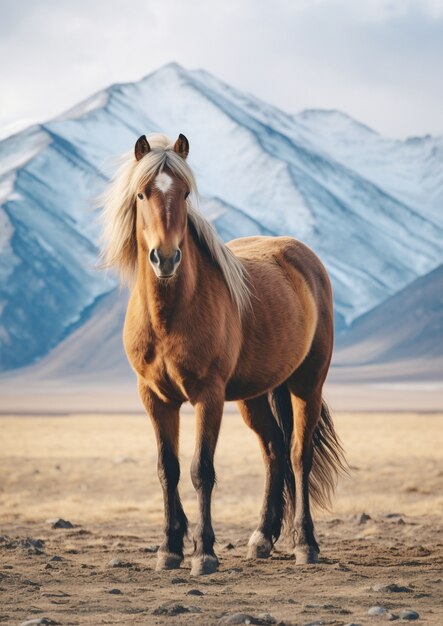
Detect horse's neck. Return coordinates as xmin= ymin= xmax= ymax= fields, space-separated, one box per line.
xmin=136 ymin=228 xmax=199 ymax=333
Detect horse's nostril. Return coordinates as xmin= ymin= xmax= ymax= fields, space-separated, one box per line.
xmin=174 ymin=249 xmax=182 ymax=264
xmin=150 ymin=249 xmax=160 ymax=265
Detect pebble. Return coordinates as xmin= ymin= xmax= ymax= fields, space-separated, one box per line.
xmin=108 ymin=558 xmax=132 ymax=568
xmin=2 ymin=537 xmax=45 ymax=554
xmin=49 ymin=518 xmax=74 ymax=529
xmin=368 ymin=606 xmax=388 ymax=616
xmin=357 ymin=512 xmax=372 ymax=524
xmin=344 ymin=623 xmax=363 ymax=626
xmin=171 ymin=577 xmax=187 ymax=584
xmin=257 ymin=614 xmax=276 ymax=625
xmin=49 ymin=556 xmax=63 ymax=562
xmin=141 ymin=545 xmax=158 ymax=553
xmin=108 ymin=588 xmax=122 ymax=594
xmin=385 ymin=614 xmax=399 ymax=621
xmin=399 ymin=610 xmax=419 ymax=621
xmin=223 ymin=542 xmax=235 ymax=550
xmin=153 ymin=603 xmax=201 ymax=615
xmin=20 ymin=617 xmax=59 ymax=626
xmin=218 ymin=614 xmax=256 ymax=625
xmin=187 ymin=588 xmax=204 ymax=596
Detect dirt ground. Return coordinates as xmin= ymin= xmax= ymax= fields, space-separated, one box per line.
xmin=0 ymin=410 xmax=442 ymax=626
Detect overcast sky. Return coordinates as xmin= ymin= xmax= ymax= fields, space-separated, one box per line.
xmin=1 ymin=0 xmax=443 ymax=139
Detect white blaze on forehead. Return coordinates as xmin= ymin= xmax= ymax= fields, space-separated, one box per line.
xmin=154 ymin=172 xmax=173 ymax=194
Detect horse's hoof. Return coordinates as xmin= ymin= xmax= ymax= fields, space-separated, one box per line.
xmin=190 ymin=554 xmax=219 ymax=576
xmin=246 ymin=530 xmax=272 ymax=559
xmin=295 ymin=545 xmax=318 ymax=564
xmin=155 ymin=551 xmax=183 ymax=570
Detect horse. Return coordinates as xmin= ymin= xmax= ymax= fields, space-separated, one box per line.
xmin=101 ymin=132 xmax=346 ymax=576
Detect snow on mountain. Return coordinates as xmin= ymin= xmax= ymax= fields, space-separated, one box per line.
xmin=1 ymin=62 xmax=442 ymax=372
xmin=293 ymin=109 xmax=443 ymax=227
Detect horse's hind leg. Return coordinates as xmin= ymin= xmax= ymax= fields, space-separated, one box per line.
xmin=237 ymin=395 xmax=288 ymax=559
xmin=287 ymin=385 xmax=322 ymax=564
xmin=138 ymin=382 xmax=188 ymax=570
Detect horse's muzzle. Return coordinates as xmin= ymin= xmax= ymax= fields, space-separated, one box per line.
xmin=149 ymin=247 xmax=182 ymax=278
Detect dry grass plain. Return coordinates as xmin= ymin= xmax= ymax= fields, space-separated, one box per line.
xmin=0 ymin=410 xmax=442 ymax=625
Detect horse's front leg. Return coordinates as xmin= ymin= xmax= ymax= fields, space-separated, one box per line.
xmin=138 ymin=382 xmax=188 ymax=570
xmin=190 ymin=385 xmax=224 ymax=576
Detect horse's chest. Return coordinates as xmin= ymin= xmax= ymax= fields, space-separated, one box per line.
xmin=136 ymin=334 xmax=203 ymax=403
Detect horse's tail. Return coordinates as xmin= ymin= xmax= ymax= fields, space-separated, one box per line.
xmin=310 ymin=399 xmax=348 ymax=510
xmin=268 ymin=384 xmax=296 ymax=530
xmin=269 ymin=389 xmax=347 ymax=522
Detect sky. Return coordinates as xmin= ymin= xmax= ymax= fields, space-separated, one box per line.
xmin=1 ymin=0 xmax=443 ymax=140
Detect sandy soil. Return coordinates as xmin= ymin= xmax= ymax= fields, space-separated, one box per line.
xmin=0 ymin=411 xmax=442 ymax=625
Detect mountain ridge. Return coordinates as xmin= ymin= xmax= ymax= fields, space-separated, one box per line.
xmin=1 ymin=62 xmax=442 ymax=372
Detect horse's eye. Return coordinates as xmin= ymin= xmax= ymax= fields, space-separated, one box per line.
xmin=184 ymin=191 xmax=190 ymax=200
xmin=137 ymin=193 xmax=144 ymax=200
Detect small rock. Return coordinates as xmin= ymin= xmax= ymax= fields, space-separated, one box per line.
xmin=141 ymin=545 xmax=158 ymax=553
xmin=4 ymin=537 xmax=45 ymax=554
xmin=357 ymin=512 xmax=372 ymax=524
xmin=20 ymin=617 xmax=60 ymax=626
xmin=48 ymin=518 xmax=74 ymax=529
xmin=187 ymin=588 xmax=204 ymax=596
xmin=153 ymin=603 xmax=201 ymax=615
xmin=257 ymin=614 xmax=276 ymax=624
xmin=399 ymin=610 xmax=419 ymax=621
xmin=385 ymin=513 xmax=404 ymax=519
xmin=218 ymin=614 xmax=274 ymax=625
xmin=385 ymin=614 xmax=399 ymax=621
xmin=108 ymin=558 xmax=132 ymax=568
xmin=171 ymin=577 xmax=187 ymax=584
xmin=218 ymin=614 xmax=255 ymax=625
xmin=344 ymin=623 xmax=363 ymax=626
xmin=223 ymin=542 xmax=235 ymax=550
xmin=49 ymin=556 xmax=63 ymax=562
xmin=108 ymin=588 xmax=122 ymax=594
xmin=368 ymin=606 xmax=388 ymax=616
xmin=372 ymin=583 xmax=412 ymax=593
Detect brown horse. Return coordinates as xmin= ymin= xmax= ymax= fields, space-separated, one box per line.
xmin=101 ymin=133 xmax=346 ymax=576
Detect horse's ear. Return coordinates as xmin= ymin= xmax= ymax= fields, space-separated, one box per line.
xmin=134 ymin=135 xmax=151 ymax=161
xmin=173 ymin=133 xmax=189 ymax=160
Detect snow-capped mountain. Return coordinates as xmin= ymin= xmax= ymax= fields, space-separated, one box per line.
xmin=1 ymin=62 xmax=442 ymax=372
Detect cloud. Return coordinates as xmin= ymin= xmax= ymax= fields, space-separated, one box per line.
xmin=0 ymin=0 xmax=442 ymax=138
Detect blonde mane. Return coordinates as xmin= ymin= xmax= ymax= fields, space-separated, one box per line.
xmin=100 ymin=133 xmax=251 ymax=314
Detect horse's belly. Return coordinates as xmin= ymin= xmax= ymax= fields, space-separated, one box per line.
xmin=225 ymin=328 xmax=305 ymax=401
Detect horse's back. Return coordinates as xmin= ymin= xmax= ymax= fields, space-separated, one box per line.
xmin=228 ymin=235 xmax=332 ymax=307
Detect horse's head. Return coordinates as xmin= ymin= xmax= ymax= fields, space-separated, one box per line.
xmin=134 ymin=133 xmax=190 ymax=279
